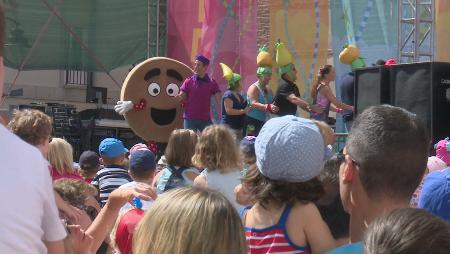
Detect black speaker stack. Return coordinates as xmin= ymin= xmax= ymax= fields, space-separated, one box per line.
xmin=355 ymin=62 xmax=450 ymax=143
xmin=45 ymin=103 xmax=82 ymax=158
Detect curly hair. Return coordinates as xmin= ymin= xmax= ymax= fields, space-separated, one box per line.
xmin=242 ymin=165 xmax=325 ymax=208
xmin=7 ymin=109 xmax=52 ymax=146
xmin=53 ymin=179 xmax=97 ymax=207
xmin=192 ymin=125 xmax=242 ymax=172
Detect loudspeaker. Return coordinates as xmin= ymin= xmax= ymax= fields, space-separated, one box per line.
xmin=390 ymin=62 xmax=450 ymax=142
xmin=355 ymin=62 xmax=450 ymax=142
xmin=354 ymin=66 xmax=391 ymax=115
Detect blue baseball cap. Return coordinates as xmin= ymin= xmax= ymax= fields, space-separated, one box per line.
xmin=418 ymin=167 xmax=450 ymax=221
xmin=99 ymin=138 xmax=129 ymax=158
xmin=129 ymin=150 xmax=156 ymax=172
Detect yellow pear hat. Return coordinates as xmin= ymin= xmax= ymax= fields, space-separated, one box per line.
xmin=276 ymin=41 xmax=294 ymax=74
xmin=219 ymin=62 xmax=241 ymax=88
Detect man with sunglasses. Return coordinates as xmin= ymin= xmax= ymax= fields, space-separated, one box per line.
xmin=327 ymin=105 xmax=429 ymax=254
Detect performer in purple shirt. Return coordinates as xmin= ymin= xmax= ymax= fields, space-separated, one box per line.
xmin=176 ymin=54 xmax=222 ymax=132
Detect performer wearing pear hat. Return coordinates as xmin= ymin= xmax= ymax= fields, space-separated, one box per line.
xmin=246 ymin=45 xmax=279 ymax=136
xmin=219 ymin=62 xmax=250 ymax=140
xmin=273 ymin=41 xmax=322 ymax=116
xmin=338 ymin=44 xmax=366 ymax=131
xmin=177 ymin=54 xmax=221 ymax=132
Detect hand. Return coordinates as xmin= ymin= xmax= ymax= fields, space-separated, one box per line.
xmin=310 ymin=104 xmax=324 ymax=113
xmin=175 ymin=92 xmax=186 ymax=103
xmin=114 ymin=100 xmax=134 ymax=115
xmin=67 ymin=225 xmax=94 ymax=254
xmin=234 ymin=184 xmax=252 ymax=206
xmin=270 ymin=104 xmax=279 ymax=113
xmin=106 ymin=183 xmax=156 ymax=211
xmin=243 ymin=106 xmax=252 ymax=114
xmin=350 ymin=106 xmax=355 ymax=112
xmin=60 ymin=203 xmax=83 ymax=225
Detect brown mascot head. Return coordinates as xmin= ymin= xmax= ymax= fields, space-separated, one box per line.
xmin=121 ymin=57 xmax=193 ymax=143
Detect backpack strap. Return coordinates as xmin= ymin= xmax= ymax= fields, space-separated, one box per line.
xmin=167 ymin=165 xmax=188 ymax=178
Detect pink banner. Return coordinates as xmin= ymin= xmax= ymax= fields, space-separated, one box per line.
xmin=200 ymin=0 xmax=257 ymax=91
xmin=168 ymin=0 xmax=257 ymax=92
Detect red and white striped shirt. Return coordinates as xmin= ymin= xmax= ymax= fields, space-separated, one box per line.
xmin=242 ymin=204 xmax=311 ymax=254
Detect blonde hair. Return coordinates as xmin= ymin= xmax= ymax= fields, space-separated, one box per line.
xmin=313 ymin=120 xmax=335 ymax=145
xmin=165 ymin=129 xmax=198 ymax=167
xmin=48 ymin=138 xmax=74 ymax=175
xmin=192 ymin=125 xmax=241 ymax=172
xmin=133 ymin=187 xmax=247 ymax=254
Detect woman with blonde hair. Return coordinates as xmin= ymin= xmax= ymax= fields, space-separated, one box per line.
xmin=156 ymin=129 xmax=199 ymax=193
xmin=133 ymin=187 xmax=247 ymax=254
xmin=48 ymin=138 xmax=83 ymax=181
xmin=193 ymin=125 xmax=243 ymax=210
xmin=310 ymin=65 xmax=354 ymax=121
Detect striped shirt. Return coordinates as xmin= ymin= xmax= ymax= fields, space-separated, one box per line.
xmin=241 ymin=204 xmax=311 ymax=254
xmin=91 ymin=165 xmax=131 ymax=206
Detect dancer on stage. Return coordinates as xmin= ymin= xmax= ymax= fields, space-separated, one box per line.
xmin=310 ymin=64 xmax=354 ymax=122
xmin=246 ymin=45 xmax=278 ymax=136
xmin=273 ymin=41 xmax=322 ymax=116
xmin=338 ymin=44 xmax=366 ymax=131
xmin=219 ymin=62 xmax=250 ymax=140
xmin=177 ymin=54 xmax=221 ymax=133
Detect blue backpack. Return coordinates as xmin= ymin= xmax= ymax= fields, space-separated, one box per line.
xmin=162 ymin=165 xmax=188 ymax=192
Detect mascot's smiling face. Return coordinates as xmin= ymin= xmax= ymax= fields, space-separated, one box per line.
xmin=121 ymin=57 xmax=193 ymax=142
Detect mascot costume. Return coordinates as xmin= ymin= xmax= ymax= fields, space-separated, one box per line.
xmin=115 ymin=57 xmax=193 ymax=155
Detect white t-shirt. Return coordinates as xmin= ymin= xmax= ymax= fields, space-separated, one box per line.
xmin=118 ymin=181 xmax=154 ymax=214
xmin=200 ymin=169 xmax=243 ymax=211
xmin=0 ymin=125 xmax=66 ymax=253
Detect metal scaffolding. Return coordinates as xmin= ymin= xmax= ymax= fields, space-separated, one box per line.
xmin=398 ymin=0 xmax=435 ymax=63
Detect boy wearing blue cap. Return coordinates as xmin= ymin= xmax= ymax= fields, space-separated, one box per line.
xmin=92 ymin=138 xmax=132 ymax=206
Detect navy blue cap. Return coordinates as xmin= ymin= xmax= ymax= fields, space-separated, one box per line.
xmin=240 ymin=136 xmax=256 ymax=156
xmin=129 ymin=150 xmax=156 ymax=172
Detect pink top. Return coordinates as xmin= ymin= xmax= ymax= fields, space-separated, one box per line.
xmin=180 ymin=74 xmax=221 ymax=121
xmin=50 ymin=166 xmax=83 ymax=182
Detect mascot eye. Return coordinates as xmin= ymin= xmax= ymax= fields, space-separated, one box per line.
xmin=166 ymin=83 xmax=180 ymax=97
xmin=148 ymin=83 xmax=161 ymax=96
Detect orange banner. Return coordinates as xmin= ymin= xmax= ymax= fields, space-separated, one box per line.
xmin=269 ymin=0 xmax=330 ymax=100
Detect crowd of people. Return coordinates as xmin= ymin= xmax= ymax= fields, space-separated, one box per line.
xmin=1 ymin=5 xmax=450 ymax=254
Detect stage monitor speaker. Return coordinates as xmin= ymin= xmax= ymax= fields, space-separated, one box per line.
xmin=390 ymin=62 xmax=450 ymax=142
xmin=354 ymin=66 xmax=391 ymax=115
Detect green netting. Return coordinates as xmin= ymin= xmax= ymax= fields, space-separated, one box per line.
xmin=4 ymin=0 xmax=165 ymax=71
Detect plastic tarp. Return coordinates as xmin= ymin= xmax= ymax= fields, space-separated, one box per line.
xmin=4 ymin=0 xmax=162 ymax=71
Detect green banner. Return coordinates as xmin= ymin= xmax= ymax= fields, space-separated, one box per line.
xmin=4 ymin=0 xmax=164 ymax=71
